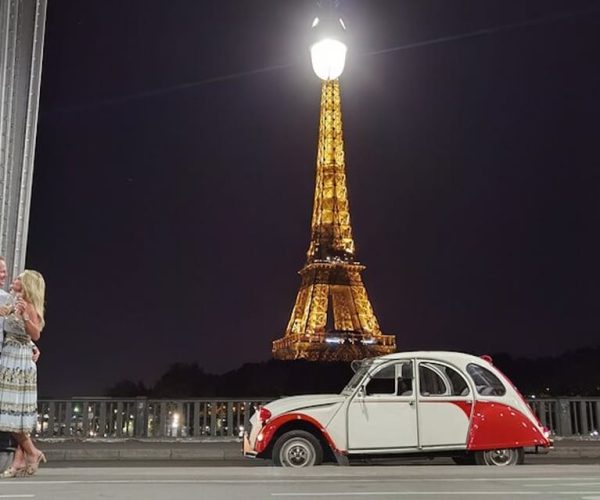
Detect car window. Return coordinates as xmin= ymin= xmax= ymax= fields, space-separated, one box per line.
xmin=365 ymin=364 xmax=395 ymax=395
xmin=444 ymin=365 xmax=470 ymax=396
xmin=365 ymin=362 xmax=413 ymax=396
xmin=419 ymin=362 xmax=470 ymax=397
xmin=466 ymin=364 xmax=506 ymax=396
xmin=419 ymin=364 xmax=448 ymax=396
xmin=341 ymin=359 xmax=374 ymax=395
xmin=396 ymin=361 xmax=413 ymax=396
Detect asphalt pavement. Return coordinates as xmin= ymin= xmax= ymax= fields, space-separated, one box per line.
xmin=2 ymin=464 xmax=600 ymax=500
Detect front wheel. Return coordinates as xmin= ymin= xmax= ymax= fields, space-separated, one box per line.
xmin=272 ymin=430 xmax=323 ymax=468
xmin=474 ymin=448 xmax=524 ymax=466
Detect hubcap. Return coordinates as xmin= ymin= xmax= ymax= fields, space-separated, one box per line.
xmin=486 ymin=448 xmax=515 ymax=466
xmin=282 ymin=439 xmax=314 ymax=467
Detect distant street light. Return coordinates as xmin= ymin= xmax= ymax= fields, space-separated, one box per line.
xmin=310 ymin=10 xmax=348 ymax=80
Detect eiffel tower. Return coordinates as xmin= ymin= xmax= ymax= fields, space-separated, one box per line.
xmin=272 ymin=79 xmax=397 ymax=361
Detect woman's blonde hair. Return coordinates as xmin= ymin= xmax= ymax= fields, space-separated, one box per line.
xmin=19 ymin=269 xmax=46 ymax=330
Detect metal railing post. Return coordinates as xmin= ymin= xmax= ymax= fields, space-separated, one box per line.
xmin=158 ymin=401 xmax=167 ymax=438
xmin=210 ymin=401 xmax=217 ymax=437
xmin=176 ymin=401 xmax=184 ymax=438
xmin=227 ymin=402 xmax=234 ymax=438
xmin=64 ymin=401 xmax=73 ymax=437
xmin=579 ymin=400 xmax=589 ymax=435
xmin=135 ymin=397 xmax=147 ymax=438
xmin=116 ymin=401 xmax=124 ymax=437
xmin=243 ymin=401 xmax=250 ymax=433
xmin=46 ymin=401 xmax=55 ymax=437
xmin=557 ymin=399 xmax=573 ymax=436
xmin=193 ymin=401 xmax=201 ymax=437
xmin=82 ymin=400 xmax=90 ymax=437
xmin=98 ymin=401 xmax=107 ymax=437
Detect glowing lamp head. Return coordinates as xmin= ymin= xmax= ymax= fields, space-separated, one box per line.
xmin=311 ymin=38 xmax=347 ymax=80
xmin=310 ymin=13 xmax=348 ymax=80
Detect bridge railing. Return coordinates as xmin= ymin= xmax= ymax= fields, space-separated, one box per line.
xmin=528 ymin=397 xmax=600 ymax=437
xmin=35 ymin=398 xmax=270 ymax=439
xmin=35 ymin=397 xmax=600 ymax=439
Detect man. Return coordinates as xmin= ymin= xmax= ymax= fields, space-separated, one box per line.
xmin=0 ymin=256 xmax=12 ymax=472
xmin=0 ymin=257 xmax=9 ymax=344
xmin=0 ymin=256 xmax=6 ymax=287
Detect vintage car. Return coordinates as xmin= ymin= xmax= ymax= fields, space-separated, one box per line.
xmin=243 ymin=351 xmax=552 ymax=467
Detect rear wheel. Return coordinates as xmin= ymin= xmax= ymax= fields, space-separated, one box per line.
xmin=474 ymin=448 xmax=524 ymax=466
xmin=272 ymin=430 xmax=323 ymax=468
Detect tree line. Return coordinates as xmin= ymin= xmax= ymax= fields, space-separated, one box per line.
xmin=105 ymin=346 xmax=600 ymax=398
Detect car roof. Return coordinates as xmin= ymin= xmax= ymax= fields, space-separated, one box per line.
xmin=375 ymin=351 xmax=488 ymax=364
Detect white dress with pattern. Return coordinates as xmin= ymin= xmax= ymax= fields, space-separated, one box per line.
xmin=0 ymin=313 xmax=37 ymax=432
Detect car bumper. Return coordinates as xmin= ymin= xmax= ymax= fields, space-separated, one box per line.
xmin=526 ymin=439 xmax=554 ymax=455
xmin=242 ymin=432 xmax=257 ymax=458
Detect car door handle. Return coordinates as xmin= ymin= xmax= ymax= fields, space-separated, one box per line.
xmin=409 ymin=400 xmax=416 ymax=406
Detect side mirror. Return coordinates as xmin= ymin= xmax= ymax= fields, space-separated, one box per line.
xmin=401 ymin=362 xmax=413 ymax=380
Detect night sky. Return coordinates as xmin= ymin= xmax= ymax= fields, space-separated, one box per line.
xmin=26 ymin=0 xmax=600 ymax=397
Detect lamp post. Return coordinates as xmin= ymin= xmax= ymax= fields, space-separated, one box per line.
xmin=0 ymin=0 xmax=47 ymax=278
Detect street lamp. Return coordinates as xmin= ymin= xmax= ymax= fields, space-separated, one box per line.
xmin=310 ymin=11 xmax=348 ymax=80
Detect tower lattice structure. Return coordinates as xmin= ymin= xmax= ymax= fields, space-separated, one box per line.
xmin=272 ymin=79 xmax=396 ymax=361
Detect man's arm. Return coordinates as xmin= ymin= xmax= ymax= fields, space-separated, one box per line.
xmin=32 ymin=343 xmax=40 ymax=363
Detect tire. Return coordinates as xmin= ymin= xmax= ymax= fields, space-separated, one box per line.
xmin=272 ymin=430 xmax=323 ymax=468
xmin=0 ymin=451 xmax=14 ymax=473
xmin=452 ymin=454 xmax=476 ymax=465
xmin=474 ymin=448 xmax=524 ymax=466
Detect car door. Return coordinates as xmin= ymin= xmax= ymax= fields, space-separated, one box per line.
xmin=347 ymin=360 xmax=418 ymax=451
xmin=417 ymin=361 xmax=473 ymax=448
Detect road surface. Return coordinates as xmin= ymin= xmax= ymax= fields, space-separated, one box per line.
xmin=1 ymin=463 xmax=600 ymax=499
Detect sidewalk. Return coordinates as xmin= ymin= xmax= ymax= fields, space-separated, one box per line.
xmin=34 ymin=438 xmax=600 ymax=462
xmin=38 ymin=440 xmax=245 ymax=462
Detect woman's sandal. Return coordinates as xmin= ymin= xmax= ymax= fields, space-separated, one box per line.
xmin=26 ymin=452 xmax=47 ymax=476
xmin=0 ymin=465 xmax=28 ymax=479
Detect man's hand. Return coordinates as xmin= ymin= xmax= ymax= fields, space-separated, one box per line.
xmin=0 ymin=305 xmax=11 ymax=317
xmin=32 ymin=344 xmax=41 ymax=363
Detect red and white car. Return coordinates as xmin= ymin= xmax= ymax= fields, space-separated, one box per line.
xmin=243 ymin=351 xmax=552 ymax=467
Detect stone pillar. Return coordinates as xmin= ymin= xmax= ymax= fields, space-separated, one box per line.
xmin=0 ymin=0 xmax=47 ymax=282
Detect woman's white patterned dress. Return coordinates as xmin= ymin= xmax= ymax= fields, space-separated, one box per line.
xmin=0 ymin=313 xmax=37 ymax=432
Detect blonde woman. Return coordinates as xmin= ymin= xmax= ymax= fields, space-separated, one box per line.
xmin=0 ymin=271 xmax=46 ymax=478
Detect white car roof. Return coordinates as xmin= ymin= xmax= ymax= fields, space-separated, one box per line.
xmin=375 ymin=351 xmax=489 ymax=365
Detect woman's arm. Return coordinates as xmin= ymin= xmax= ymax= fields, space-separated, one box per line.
xmin=22 ymin=303 xmax=42 ymax=341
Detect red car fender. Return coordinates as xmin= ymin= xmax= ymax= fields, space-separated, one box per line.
xmin=466 ymin=401 xmax=550 ymax=450
xmin=255 ymin=412 xmax=341 ymax=455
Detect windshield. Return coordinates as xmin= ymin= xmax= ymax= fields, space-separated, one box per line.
xmin=341 ymin=358 xmax=374 ymax=395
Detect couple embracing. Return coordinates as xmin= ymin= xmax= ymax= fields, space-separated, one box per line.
xmin=0 ymin=257 xmax=46 ymax=478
